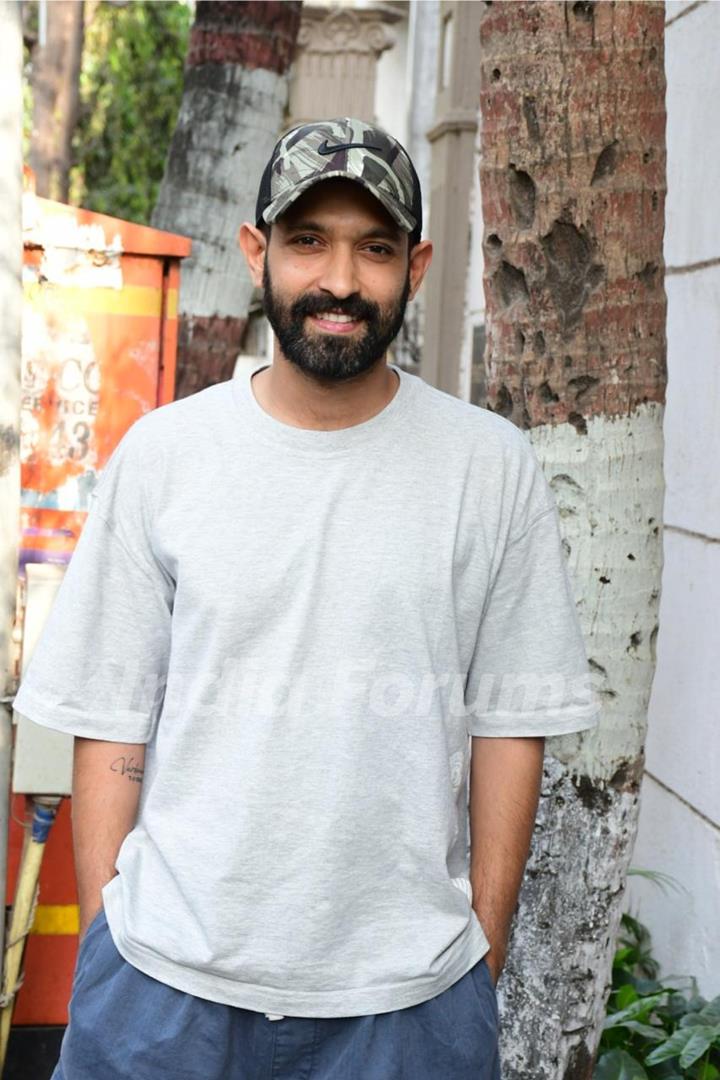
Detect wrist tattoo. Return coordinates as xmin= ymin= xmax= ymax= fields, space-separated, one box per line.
xmin=110 ymin=755 xmax=144 ymax=784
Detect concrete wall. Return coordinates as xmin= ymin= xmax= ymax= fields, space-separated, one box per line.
xmin=625 ymin=0 xmax=720 ymax=997
xmin=374 ymin=7 xmax=409 ymax=145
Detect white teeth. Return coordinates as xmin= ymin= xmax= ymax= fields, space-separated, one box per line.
xmin=318 ymin=313 xmax=354 ymax=323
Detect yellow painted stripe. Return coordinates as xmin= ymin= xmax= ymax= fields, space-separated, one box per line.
xmin=23 ymin=283 xmax=178 ymax=320
xmin=31 ymin=903 xmax=79 ymax=936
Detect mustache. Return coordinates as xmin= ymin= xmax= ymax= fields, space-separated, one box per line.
xmin=290 ymin=293 xmax=379 ymax=322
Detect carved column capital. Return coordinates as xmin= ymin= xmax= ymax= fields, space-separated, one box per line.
xmin=297 ymin=6 xmax=399 ymax=58
xmin=289 ymin=4 xmax=405 ymax=126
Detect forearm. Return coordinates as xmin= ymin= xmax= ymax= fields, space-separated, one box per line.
xmin=469 ymin=735 xmax=544 ymax=982
xmin=72 ymin=737 xmax=145 ymax=940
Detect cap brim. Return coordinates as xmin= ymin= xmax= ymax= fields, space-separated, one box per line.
xmin=261 ymin=171 xmax=417 ymax=234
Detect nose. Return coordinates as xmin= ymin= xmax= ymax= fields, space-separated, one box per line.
xmin=316 ymin=244 xmax=359 ymax=301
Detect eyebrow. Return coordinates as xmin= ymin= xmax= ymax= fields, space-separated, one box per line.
xmin=284 ymin=220 xmax=403 ymax=244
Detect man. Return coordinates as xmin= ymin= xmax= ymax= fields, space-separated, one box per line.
xmin=14 ymin=118 xmax=600 ymax=1079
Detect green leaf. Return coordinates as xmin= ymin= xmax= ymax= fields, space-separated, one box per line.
xmin=679 ymin=1028 xmax=720 ymax=1069
xmin=69 ymin=0 xmax=191 ymax=224
xmin=605 ymin=993 xmax=669 ymax=1030
xmin=663 ymin=993 xmax=693 ymax=1021
xmin=635 ymin=978 xmax=664 ymax=996
xmin=694 ymin=1062 xmax=720 ymax=1080
xmin=626 ymin=868 xmax=687 ymax=896
xmin=594 ymin=1048 xmax=649 ymax=1079
xmin=616 ymin=913 xmax=661 ymax=980
xmin=646 ymin=1026 xmax=720 ymax=1067
xmin=695 ymin=1062 xmax=720 ymax=1080
xmin=619 ymin=1021 xmax=666 ymax=1043
xmin=681 ymin=1001 xmax=720 ymax=1028
xmin=599 ymin=1027 xmax=627 ymax=1052
xmin=616 ymin=985 xmax=640 ymax=1010
xmin=615 ymin=947 xmax=636 ymax=968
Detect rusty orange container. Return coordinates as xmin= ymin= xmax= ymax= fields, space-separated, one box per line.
xmin=9 ymin=182 xmax=191 ymax=1026
xmin=19 ymin=183 xmax=190 ymax=568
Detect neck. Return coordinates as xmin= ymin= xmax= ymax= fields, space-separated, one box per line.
xmin=250 ymin=351 xmax=399 ymax=431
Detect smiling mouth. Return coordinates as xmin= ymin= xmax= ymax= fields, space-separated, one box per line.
xmin=308 ymin=313 xmax=364 ymax=334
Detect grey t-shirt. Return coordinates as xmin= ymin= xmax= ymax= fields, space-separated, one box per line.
xmin=14 ymin=361 xmax=600 ymax=1018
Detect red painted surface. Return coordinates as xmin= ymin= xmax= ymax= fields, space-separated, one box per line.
xmin=6 ymin=797 xmax=77 ymax=1026
xmin=187 ymin=1 xmax=302 ymax=73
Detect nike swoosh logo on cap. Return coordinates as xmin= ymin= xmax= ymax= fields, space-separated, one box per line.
xmin=317 ymin=139 xmax=383 ymax=156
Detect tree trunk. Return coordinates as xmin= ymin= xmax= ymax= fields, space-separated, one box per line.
xmin=29 ymin=0 xmax=84 ymax=201
xmin=152 ymin=0 xmax=302 ymax=400
xmin=478 ymin=3 xmax=667 ymax=1077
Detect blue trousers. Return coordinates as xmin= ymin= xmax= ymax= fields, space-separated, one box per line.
xmin=53 ymin=907 xmax=501 ymax=1079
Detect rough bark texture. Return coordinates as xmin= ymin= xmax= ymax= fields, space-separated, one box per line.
xmin=153 ymin=1 xmax=302 ymax=400
xmin=481 ymin=0 xmax=666 ymax=431
xmin=177 ymin=315 xmax=249 ymax=395
xmin=28 ymin=0 xmax=84 ymax=202
xmin=187 ymin=0 xmax=301 ymax=73
xmin=479 ymin=3 xmax=667 ymax=1076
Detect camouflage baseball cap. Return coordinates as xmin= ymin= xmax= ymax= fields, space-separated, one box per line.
xmin=255 ymin=118 xmax=422 ymax=240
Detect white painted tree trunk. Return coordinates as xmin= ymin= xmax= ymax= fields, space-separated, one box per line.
xmin=155 ymin=64 xmax=286 ymax=328
xmin=500 ymin=408 xmax=665 ymax=1079
xmin=152 ymin=1 xmax=302 ymax=399
xmin=478 ymin=3 xmax=667 ymax=1075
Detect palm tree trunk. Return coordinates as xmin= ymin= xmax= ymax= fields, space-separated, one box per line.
xmin=152 ymin=1 xmax=302 ymax=399
xmin=478 ymin=3 xmax=667 ymax=1075
xmin=29 ymin=0 xmax=85 ymax=201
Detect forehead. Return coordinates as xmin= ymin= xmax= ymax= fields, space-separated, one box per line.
xmin=277 ymin=178 xmax=403 ymax=237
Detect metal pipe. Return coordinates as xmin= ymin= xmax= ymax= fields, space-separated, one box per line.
xmin=0 ymin=797 xmax=62 ymax=1070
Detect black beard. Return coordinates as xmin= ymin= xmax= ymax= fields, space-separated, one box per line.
xmin=262 ymin=258 xmax=410 ymax=382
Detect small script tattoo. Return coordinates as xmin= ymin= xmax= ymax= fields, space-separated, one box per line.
xmin=110 ymin=756 xmax=144 ymax=784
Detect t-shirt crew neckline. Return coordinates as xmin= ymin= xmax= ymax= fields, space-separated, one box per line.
xmin=232 ymin=360 xmax=417 ymax=455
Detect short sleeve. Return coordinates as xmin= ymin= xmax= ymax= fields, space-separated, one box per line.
xmin=13 ymin=421 xmax=174 ymax=743
xmin=464 ymin=436 xmax=601 ymax=739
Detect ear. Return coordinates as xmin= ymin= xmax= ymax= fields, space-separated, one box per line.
xmin=238 ymin=223 xmax=267 ymax=288
xmin=407 ymin=240 xmax=433 ymax=301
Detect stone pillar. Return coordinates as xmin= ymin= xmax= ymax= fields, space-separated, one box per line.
xmin=288 ymin=5 xmax=400 ymax=126
xmin=422 ymin=0 xmax=482 ymax=394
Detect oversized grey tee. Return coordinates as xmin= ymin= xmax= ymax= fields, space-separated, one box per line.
xmin=14 ymin=361 xmax=600 ymax=1018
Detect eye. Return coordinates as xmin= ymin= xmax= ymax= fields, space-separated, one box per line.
xmin=292 ymin=235 xmax=322 ymax=248
xmin=364 ymin=244 xmax=393 ymax=257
